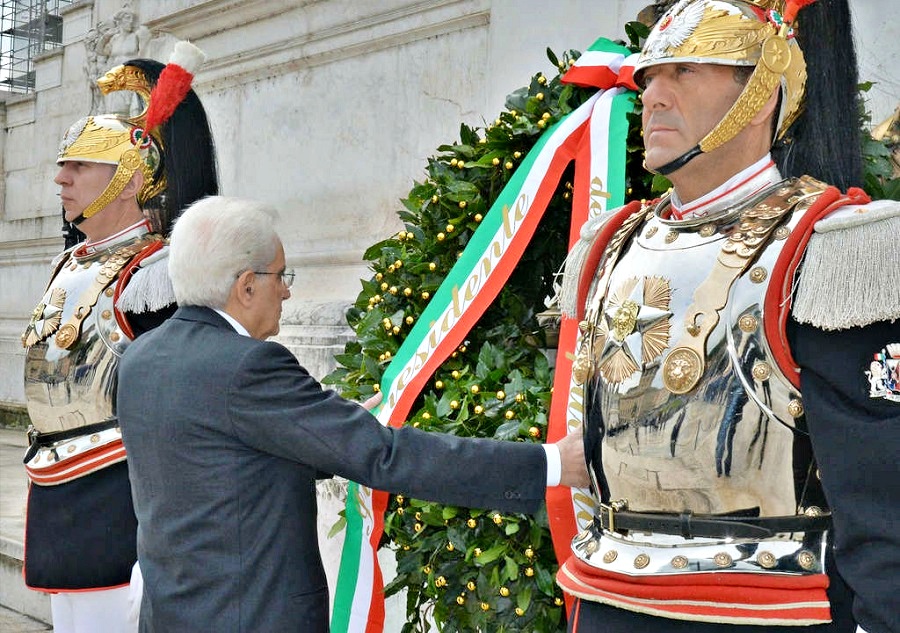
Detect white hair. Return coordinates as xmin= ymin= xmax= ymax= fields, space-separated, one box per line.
xmin=168 ymin=196 xmax=280 ymax=308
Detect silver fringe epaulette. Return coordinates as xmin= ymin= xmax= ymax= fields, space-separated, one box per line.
xmin=793 ymin=198 xmax=900 ymax=330
xmin=116 ymin=244 xmax=176 ymax=314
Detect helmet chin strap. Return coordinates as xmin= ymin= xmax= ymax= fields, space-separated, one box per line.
xmin=644 ymin=37 xmax=789 ymax=178
xmin=70 ymin=150 xmax=142 ymax=225
xmin=645 ymin=145 xmax=704 ymax=176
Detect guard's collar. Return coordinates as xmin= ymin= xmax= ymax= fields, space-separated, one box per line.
xmin=669 ymin=155 xmax=781 ymax=221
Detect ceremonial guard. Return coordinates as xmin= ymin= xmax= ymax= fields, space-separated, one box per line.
xmin=556 ymin=0 xmax=899 ymax=631
xmin=20 ymin=42 xmax=218 ymax=633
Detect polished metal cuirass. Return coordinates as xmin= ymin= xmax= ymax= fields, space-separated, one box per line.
xmin=23 ymin=239 xmax=145 ymax=435
xmin=581 ymin=182 xmax=820 ymax=518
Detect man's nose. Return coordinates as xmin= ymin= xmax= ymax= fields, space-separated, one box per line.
xmin=54 ymin=165 xmax=69 ymax=185
xmin=640 ymin=79 xmax=670 ymax=111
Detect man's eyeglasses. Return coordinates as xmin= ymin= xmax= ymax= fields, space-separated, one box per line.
xmin=253 ymin=269 xmax=295 ymax=289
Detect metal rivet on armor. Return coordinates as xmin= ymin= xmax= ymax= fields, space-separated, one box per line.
xmin=67 ymin=445 xmax=76 ymax=454
xmin=749 ymin=266 xmax=768 ymax=283
xmin=774 ymin=226 xmax=790 ymax=240
xmin=699 ymin=224 xmax=716 ymax=238
xmin=714 ymin=552 xmax=733 ymax=568
xmin=804 ymin=506 xmax=823 ymax=517
xmin=584 ymin=540 xmax=599 ymax=555
xmin=101 ymin=310 xmax=112 ymax=320
xmin=758 ymin=551 xmax=777 ymax=569
xmin=738 ymin=314 xmax=758 ymax=332
xmin=645 ymin=226 xmax=658 ymax=238
xmin=752 ymin=362 xmax=771 ymax=381
xmin=797 ymin=550 xmax=816 ymax=570
xmin=664 ymin=231 xmax=678 ymax=244
xmin=105 ymin=288 xmax=115 ymax=297
xmin=633 ymin=554 xmax=650 ymax=569
xmin=110 ymin=332 xmax=121 ymax=342
xmin=90 ymin=434 xmax=100 ymax=444
xmin=671 ymin=555 xmax=689 ymax=569
xmin=602 ymin=550 xmax=618 ymax=564
xmin=787 ymin=399 xmax=804 ymax=418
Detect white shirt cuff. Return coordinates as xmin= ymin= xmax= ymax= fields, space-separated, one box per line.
xmin=542 ymin=444 xmax=561 ymax=487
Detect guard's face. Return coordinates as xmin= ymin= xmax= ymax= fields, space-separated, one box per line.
xmin=640 ymin=63 xmax=744 ymax=173
xmin=247 ymin=240 xmax=291 ymax=340
xmin=54 ymin=160 xmax=116 ymax=223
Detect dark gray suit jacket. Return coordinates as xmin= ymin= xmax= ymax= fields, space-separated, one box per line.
xmin=117 ymin=306 xmax=547 ymax=632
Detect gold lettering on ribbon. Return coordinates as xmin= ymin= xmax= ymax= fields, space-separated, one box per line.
xmin=387 ymin=193 xmax=532 ymax=411
xmin=590 ymin=176 xmax=612 ymax=215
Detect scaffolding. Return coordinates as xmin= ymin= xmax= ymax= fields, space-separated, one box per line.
xmin=1 ymin=0 xmax=74 ymax=93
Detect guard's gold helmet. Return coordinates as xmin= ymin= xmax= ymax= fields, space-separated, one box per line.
xmin=634 ymin=0 xmax=814 ymax=173
xmin=57 ymin=42 xmax=206 ymax=222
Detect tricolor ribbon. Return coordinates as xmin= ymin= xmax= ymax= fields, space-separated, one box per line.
xmin=332 ymin=38 xmax=639 ymax=632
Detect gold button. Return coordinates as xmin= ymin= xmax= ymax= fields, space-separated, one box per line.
xmin=804 ymin=506 xmax=823 ymax=517
xmin=67 ymin=445 xmax=76 ymax=454
xmin=105 ymin=288 xmax=115 ymax=297
xmin=110 ymin=332 xmax=121 ymax=342
xmin=758 ymin=551 xmax=777 ymax=569
xmin=584 ymin=540 xmax=599 ymax=555
xmin=602 ymin=550 xmax=618 ymax=564
xmin=749 ymin=267 xmax=768 ymax=283
xmin=671 ymin=555 xmax=688 ymax=569
xmin=752 ymin=361 xmax=772 ymax=381
xmin=634 ymin=553 xmax=650 ymax=569
xmin=101 ymin=310 xmax=112 ymax=320
xmin=738 ymin=314 xmax=758 ymax=333
xmin=714 ymin=552 xmax=733 ymax=567
xmin=797 ymin=550 xmax=816 ymax=570
xmin=787 ymin=399 xmax=804 ymax=417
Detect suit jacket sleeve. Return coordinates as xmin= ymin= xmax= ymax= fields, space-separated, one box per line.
xmin=224 ymin=340 xmax=548 ymax=515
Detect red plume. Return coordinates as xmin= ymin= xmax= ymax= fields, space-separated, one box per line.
xmin=783 ymin=0 xmax=818 ymax=25
xmin=143 ymin=41 xmax=206 ymax=134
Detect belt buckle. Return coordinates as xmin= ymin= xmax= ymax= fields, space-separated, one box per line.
xmin=600 ymin=498 xmax=628 ymax=533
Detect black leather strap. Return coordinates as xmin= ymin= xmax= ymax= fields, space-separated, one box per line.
xmin=23 ymin=418 xmax=120 ymax=463
xmin=596 ymin=506 xmax=831 ymax=539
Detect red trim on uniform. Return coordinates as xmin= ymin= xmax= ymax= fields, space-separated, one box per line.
xmin=575 ymin=201 xmax=645 ymax=321
xmin=113 ymin=238 xmax=166 ymax=340
xmin=25 ymin=440 xmax=126 ymax=485
xmin=765 ymin=187 xmax=871 ymax=388
xmin=558 ymin=556 xmax=831 ymax=624
xmin=569 ymin=597 xmax=582 ymax=632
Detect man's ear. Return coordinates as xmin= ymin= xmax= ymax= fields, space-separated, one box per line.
xmin=233 ymin=270 xmax=256 ymax=308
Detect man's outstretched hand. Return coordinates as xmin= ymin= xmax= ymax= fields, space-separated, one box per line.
xmin=555 ymin=429 xmax=590 ymax=489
